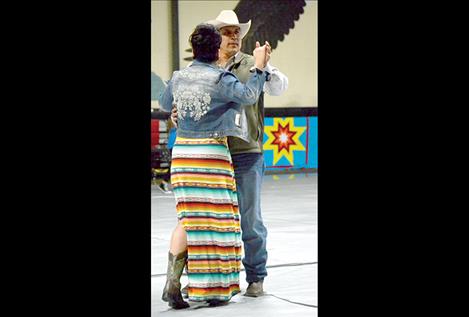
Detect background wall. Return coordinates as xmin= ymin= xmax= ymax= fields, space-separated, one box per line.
xmin=151 ymin=0 xmax=172 ymax=108
xmin=177 ymin=1 xmax=240 ymax=69
xmin=151 ymin=0 xmax=317 ymax=109
xmin=264 ymin=1 xmax=317 ymax=108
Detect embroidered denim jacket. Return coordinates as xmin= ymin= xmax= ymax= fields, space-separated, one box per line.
xmin=159 ymin=60 xmax=267 ymax=142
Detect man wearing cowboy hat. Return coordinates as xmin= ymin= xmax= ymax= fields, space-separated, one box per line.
xmin=175 ymin=9 xmax=288 ymax=298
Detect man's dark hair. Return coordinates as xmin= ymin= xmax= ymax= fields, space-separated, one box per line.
xmin=189 ymin=24 xmax=221 ymax=63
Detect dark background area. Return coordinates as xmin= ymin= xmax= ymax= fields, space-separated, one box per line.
xmin=2 ymin=1 xmax=462 ymax=316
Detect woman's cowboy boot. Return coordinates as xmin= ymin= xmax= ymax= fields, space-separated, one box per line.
xmin=180 ymin=260 xmax=189 ymax=298
xmin=181 ymin=284 xmax=189 ymax=298
xmin=161 ymin=251 xmax=190 ymax=309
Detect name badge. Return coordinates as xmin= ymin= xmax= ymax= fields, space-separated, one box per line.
xmin=235 ymin=113 xmax=241 ymax=127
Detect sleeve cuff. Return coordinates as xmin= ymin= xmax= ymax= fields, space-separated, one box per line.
xmin=249 ymin=66 xmax=270 ymax=80
xmin=263 ymin=63 xmax=274 ymax=73
xmin=249 ymin=66 xmax=265 ymax=74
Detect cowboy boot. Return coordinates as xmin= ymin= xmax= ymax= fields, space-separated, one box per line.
xmin=161 ymin=251 xmax=190 ymax=309
xmin=181 ymin=260 xmax=189 ymax=298
xmin=244 ymin=280 xmax=264 ymax=297
xmin=163 ymin=253 xmax=190 ymax=300
xmin=181 ymin=284 xmax=189 ymax=298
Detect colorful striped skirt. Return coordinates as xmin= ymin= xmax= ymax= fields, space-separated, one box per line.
xmin=170 ymin=137 xmax=242 ymax=302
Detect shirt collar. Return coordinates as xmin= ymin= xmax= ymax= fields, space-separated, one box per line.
xmin=225 ymin=52 xmax=244 ymax=70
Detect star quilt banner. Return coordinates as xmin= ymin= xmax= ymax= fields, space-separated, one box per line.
xmin=263 ymin=116 xmax=317 ymax=171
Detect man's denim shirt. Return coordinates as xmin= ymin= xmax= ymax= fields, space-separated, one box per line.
xmin=159 ymin=60 xmax=266 ymax=142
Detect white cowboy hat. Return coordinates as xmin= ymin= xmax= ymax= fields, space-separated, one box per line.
xmin=205 ymin=10 xmax=251 ymax=39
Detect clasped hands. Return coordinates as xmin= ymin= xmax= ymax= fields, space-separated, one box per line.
xmin=253 ymin=41 xmax=271 ymax=70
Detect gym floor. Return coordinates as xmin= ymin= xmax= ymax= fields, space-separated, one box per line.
xmin=152 ymin=173 xmax=317 ymax=316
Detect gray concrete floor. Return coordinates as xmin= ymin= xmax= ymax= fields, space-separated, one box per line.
xmin=152 ymin=173 xmax=317 ymax=316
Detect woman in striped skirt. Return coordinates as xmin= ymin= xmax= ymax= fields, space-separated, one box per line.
xmin=159 ymin=23 xmax=268 ymax=309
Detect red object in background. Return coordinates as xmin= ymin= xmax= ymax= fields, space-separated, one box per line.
xmin=151 ymin=119 xmax=159 ymax=148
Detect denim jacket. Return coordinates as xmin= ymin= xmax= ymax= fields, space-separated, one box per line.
xmin=159 ymin=60 xmax=267 ymax=142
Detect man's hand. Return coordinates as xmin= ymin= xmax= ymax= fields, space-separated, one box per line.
xmin=170 ymin=105 xmax=178 ymax=128
xmin=253 ymin=41 xmax=271 ymax=68
xmin=264 ymin=41 xmax=271 ymax=64
xmin=253 ymin=41 xmax=267 ymax=69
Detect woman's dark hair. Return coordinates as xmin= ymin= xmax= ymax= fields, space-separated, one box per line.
xmin=189 ymin=24 xmax=221 ymax=63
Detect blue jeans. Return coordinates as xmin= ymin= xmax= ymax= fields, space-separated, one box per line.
xmin=231 ymin=153 xmax=268 ymax=283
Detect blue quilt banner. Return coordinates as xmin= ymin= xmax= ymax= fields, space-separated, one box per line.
xmin=263 ymin=116 xmax=317 ymax=171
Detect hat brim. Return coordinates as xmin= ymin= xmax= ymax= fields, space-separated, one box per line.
xmin=205 ymin=20 xmax=251 ymax=39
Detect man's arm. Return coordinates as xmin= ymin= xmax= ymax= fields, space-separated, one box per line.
xmin=263 ymin=63 xmax=289 ymax=96
xmin=260 ymin=41 xmax=288 ymax=96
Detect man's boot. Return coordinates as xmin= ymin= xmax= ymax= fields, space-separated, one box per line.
xmin=244 ymin=280 xmax=264 ymax=297
xmin=161 ymin=251 xmax=190 ymax=309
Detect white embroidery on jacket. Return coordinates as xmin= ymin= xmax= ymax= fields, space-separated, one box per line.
xmin=178 ymin=68 xmax=213 ymax=80
xmin=173 ymin=85 xmax=211 ymax=121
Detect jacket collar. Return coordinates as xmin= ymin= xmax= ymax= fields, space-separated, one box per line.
xmin=190 ymin=59 xmax=220 ymax=70
xmin=189 ymin=53 xmax=248 ymax=70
